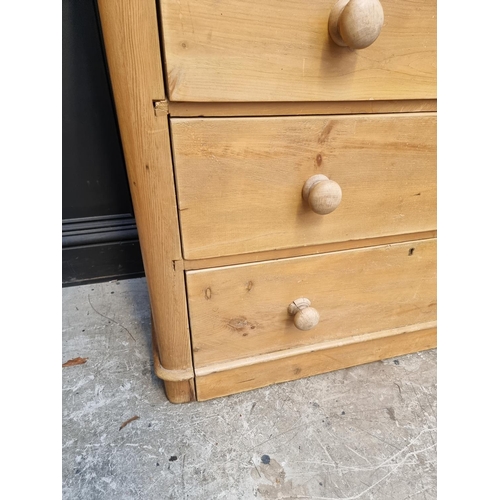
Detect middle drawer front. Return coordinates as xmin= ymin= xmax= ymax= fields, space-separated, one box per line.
xmin=171 ymin=113 xmax=436 ymax=260
xmin=186 ymin=239 xmax=436 ymax=369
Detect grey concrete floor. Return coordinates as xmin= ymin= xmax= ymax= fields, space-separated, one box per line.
xmin=62 ymin=278 xmax=436 ymax=500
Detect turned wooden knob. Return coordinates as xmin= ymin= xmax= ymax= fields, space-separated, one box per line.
xmin=302 ymin=174 xmax=342 ymax=215
xmin=328 ymin=0 xmax=384 ymax=49
xmin=288 ymin=298 xmax=320 ymax=331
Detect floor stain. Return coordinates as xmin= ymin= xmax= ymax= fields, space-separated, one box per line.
xmin=251 ymin=458 xmax=308 ymax=499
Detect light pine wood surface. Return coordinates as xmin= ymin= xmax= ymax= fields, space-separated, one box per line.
xmin=186 ymin=239 xmax=436 ymax=368
xmin=98 ymin=0 xmax=437 ymax=403
xmin=168 ymin=99 xmax=437 ymax=118
xmin=97 ymin=0 xmax=195 ymax=403
xmin=182 ymin=231 xmax=437 ymax=271
xmin=160 ymin=0 xmax=436 ymax=102
xmin=171 ymin=113 xmax=436 ymax=260
xmin=195 ymin=325 xmax=436 ymax=400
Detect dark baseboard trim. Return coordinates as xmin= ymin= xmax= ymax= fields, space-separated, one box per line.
xmin=62 ymin=215 xmax=145 ymax=286
xmin=63 ymin=214 xmax=139 ymax=247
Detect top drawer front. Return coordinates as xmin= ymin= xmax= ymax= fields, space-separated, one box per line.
xmin=160 ymin=0 xmax=436 ymax=102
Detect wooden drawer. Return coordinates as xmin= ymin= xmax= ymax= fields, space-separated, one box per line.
xmin=99 ymin=0 xmax=437 ymax=402
xmin=186 ymin=239 xmax=436 ymax=371
xmin=160 ymin=0 xmax=436 ymax=102
xmin=172 ymin=113 xmax=436 ymax=260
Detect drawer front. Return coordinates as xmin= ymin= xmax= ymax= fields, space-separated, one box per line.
xmin=172 ymin=113 xmax=436 ymax=260
xmin=160 ymin=0 xmax=436 ymax=102
xmin=186 ymin=239 xmax=436 ymax=368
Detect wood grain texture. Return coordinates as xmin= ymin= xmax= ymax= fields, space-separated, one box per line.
xmin=196 ymin=321 xmax=436 ymax=376
xmin=168 ymin=99 xmax=437 ymax=118
xmin=171 ymin=113 xmax=436 ymax=260
xmin=182 ymin=231 xmax=437 ymax=270
xmin=186 ymin=239 xmax=436 ymax=368
xmin=151 ymin=317 xmax=195 ymax=382
xmin=196 ymin=325 xmax=437 ymax=400
xmin=160 ymin=0 xmax=436 ymax=102
xmin=97 ymin=0 xmax=195 ymax=403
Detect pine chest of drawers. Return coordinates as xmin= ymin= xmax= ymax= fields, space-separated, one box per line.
xmin=98 ymin=0 xmax=436 ymax=402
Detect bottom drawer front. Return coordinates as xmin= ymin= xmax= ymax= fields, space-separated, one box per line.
xmin=186 ymin=239 xmax=436 ymax=369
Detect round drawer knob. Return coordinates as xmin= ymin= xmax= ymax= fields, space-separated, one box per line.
xmin=328 ymin=0 xmax=384 ymax=50
xmin=302 ymin=174 xmax=342 ymax=215
xmin=288 ymin=298 xmax=320 ymax=331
